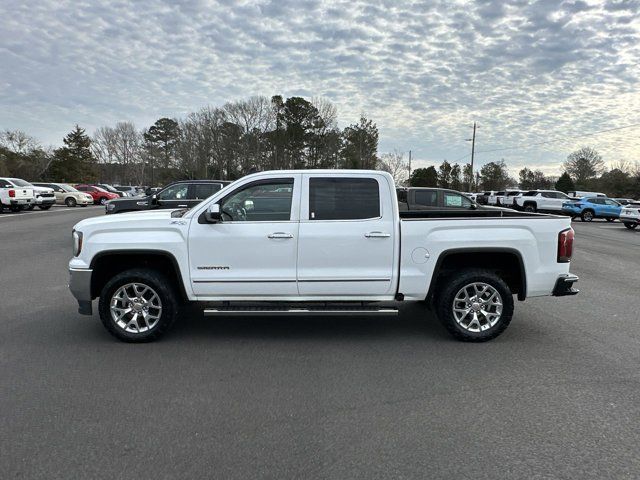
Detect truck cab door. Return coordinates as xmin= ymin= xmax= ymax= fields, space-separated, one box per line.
xmin=296 ymin=173 xmax=397 ymax=297
xmin=188 ymin=175 xmax=301 ymax=297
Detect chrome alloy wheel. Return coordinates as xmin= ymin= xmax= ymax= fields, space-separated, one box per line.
xmin=452 ymin=282 xmax=503 ymax=332
xmin=110 ymin=283 xmax=162 ymax=333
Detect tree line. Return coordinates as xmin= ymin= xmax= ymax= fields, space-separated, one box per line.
xmin=1 ymin=96 xmax=638 ymax=198
xmin=0 ymin=95 xmax=381 ymax=187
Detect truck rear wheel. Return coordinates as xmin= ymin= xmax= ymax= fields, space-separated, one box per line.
xmin=98 ymin=268 xmax=178 ymax=342
xmin=523 ymin=203 xmax=536 ymax=213
xmin=435 ymin=269 xmax=514 ymax=342
xmin=624 ymin=222 xmax=638 ymax=230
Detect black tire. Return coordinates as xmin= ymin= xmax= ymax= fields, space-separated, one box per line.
xmin=435 ymin=268 xmax=514 ymax=342
xmin=81 ymin=204 xmax=87 ymax=207
xmin=523 ymin=203 xmax=536 ymax=213
xmin=65 ymin=197 xmax=77 ymax=207
xmin=10 ymin=205 xmax=22 ymax=212
xmin=98 ymin=268 xmax=179 ymax=342
xmin=606 ymin=217 xmax=614 ymax=222
xmin=37 ymin=204 xmax=52 ymax=210
xmin=99 ymin=197 xmax=108 ymax=205
xmin=624 ymin=222 xmax=638 ymax=230
xmin=581 ymin=210 xmax=594 ymax=222
xmin=24 ymin=204 xmax=35 ymax=211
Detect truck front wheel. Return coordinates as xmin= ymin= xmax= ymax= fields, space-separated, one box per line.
xmin=436 ymin=269 xmax=514 ymax=342
xmin=98 ymin=268 xmax=178 ymax=342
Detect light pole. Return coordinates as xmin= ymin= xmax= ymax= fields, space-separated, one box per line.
xmin=465 ymin=122 xmax=476 ymax=191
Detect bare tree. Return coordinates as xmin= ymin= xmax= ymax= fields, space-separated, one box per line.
xmin=564 ymin=146 xmax=605 ymax=186
xmin=378 ymin=150 xmax=409 ymax=186
xmin=0 ymin=129 xmax=38 ymax=154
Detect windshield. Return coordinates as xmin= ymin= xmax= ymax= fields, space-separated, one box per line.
xmin=10 ymin=178 xmax=32 ymax=187
xmin=60 ymin=184 xmax=77 ymax=192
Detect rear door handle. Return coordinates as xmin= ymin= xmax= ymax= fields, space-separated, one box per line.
xmin=365 ymin=231 xmax=391 ymax=238
xmin=268 ymin=232 xmax=294 ymax=239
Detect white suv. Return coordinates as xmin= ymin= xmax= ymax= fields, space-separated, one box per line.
xmin=514 ymin=190 xmax=572 ymax=213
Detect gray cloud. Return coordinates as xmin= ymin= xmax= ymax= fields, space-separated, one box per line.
xmin=0 ymin=0 xmax=639 ymax=175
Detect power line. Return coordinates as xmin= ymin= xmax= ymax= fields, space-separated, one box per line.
xmin=475 ymin=122 xmax=640 ymax=155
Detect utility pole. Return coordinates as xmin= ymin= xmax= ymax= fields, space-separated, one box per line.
xmin=408 ymin=150 xmax=412 ymax=183
xmin=466 ymin=122 xmax=477 ymax=191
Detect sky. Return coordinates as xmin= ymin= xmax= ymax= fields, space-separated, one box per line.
xmin=1 ymin=0 xmax=639 ymax=176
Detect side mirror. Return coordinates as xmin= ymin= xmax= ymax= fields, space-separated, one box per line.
xmin=204 ymin=203 xmax=222 ymax=223
xmin=471 ymin=202 xmax=478 ymax=210
xmin=150 ymin=194 xmax=158 ymax=205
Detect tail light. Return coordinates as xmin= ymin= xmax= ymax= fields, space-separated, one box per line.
xmin=8 ymin=189 xmax=15 ymax=198
xmin=558 ymin=228 xmax=574 ymax=263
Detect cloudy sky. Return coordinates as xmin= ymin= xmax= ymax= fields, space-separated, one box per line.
xmin=1 ymin=0 xmax=639 ymax=174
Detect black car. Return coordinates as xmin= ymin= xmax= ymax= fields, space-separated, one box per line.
xmin=105 ymin=179 xmax=230 ymax=214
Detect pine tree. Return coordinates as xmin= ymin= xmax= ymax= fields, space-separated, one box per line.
xmin=555 ymin=171 xmax=575 ymax=193
xmin=48 ymin=125 xmax=97 ymax=182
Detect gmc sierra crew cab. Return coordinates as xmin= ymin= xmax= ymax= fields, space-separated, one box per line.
xmin=68 ymin=170 xmax=578 ymax=343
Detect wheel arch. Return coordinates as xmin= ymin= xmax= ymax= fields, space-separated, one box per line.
xmin=90 ymin=250 xmax=188 ymax=301
xmin=426 ymin=248 xmax=527 ymax=302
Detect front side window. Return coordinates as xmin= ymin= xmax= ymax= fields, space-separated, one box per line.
xmin=604 ymin=199 xmax=619 ymax=206
xmin=309 ymin=177 xmax=380 ymax=220
xmin=444 ymin=192 xmax=473 ymax=208
xmin=219 ymin=179 xmax=293 ymax=222
xmin=413 ymin=190 xmax=438 ymax=207
xmin=158 ymin=184 xmax=189 ymax=200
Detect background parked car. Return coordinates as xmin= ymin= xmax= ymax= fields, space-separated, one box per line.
xmin=568 ymin=190 xmax=606 ymax=198
xmin=106 ymin=179 xmax=230 ymax=214
xmin=113 ymin=185 xmax=142 ymax=197
xmin=0 ymin=177 xmax=34 ymax=212
xmin=619 ymin=202 xmax=640 ymax=229
xmin=32 ymin=182 xmax=93 ymax=207
xmin=514 ymin=190 xmax=573 ymax=213
xmin=396 ymin=187 xmax=506 ymax=213
xmin=75 ymin=184 xmax=119 ymax=205
xmin=0 ymin=177 xmax=52 ymax=211
xmin=96 ymin=184 xmax=126 ymax=197
xmin=612 ymin=198 xmax=637 ymax=206
xmin=562 ymin=197 xmax=622 ymax=222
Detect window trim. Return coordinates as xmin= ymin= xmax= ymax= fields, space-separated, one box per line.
xmin=306 ymin=176 xmax=383 ymax=222
xmin=215 ymin=177 xmax=296 ymax=224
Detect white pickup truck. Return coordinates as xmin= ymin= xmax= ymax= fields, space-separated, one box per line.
xmin=0 ymin=177 xmax=35 ymax=212
xmin=69 ymin=170 xmax=578 ymax=343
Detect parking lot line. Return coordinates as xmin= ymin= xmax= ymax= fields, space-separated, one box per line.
xmin=0 ymin=206 xmax=102 ymax=220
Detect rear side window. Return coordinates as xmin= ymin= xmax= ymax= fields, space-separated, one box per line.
xmin=414 ymin=190 xmax=438 ymax=207
xmin=309 ymin=177 xmax=380 ymax=220
xmin=191 ymin=183 xmax=223 ymax=200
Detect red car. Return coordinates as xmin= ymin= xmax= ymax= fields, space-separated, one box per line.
xmin=75 ymin=184 xmax=119 ymax=205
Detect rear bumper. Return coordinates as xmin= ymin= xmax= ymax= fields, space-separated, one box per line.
xmin=69 ymin=268 xmax=93 ymax=315
xmin=619 ymin=215 xmax=639 ymax=224
xmin=9 ymin=198 xmax=33 ymax=205
xmin=552 ymin=274 xmax=579 ymax=296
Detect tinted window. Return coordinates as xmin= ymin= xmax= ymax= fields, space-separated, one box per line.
xmin=604 ymin=199 xmax=618 ymax=205
xmin=523 ymin=191 xmax=538 ymax=196
xmin=443 ymin=192 xmax=472 ymax=208
xmin=220 ymin=179 xmax=293 ymax=222
xmin=76 ymin=186 xmax=87 ymax=191
xmin=309 ymin=177 xmax=379 ymax=220
xmin=413 ymin=190 xmax=438 ymax=207
xmin=192 ymin=183 xmax=223 ymax=200
xmin=158 ymin=184 xmax=189 ymax=200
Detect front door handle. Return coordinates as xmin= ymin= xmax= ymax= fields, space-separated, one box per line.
xmin=178 ymin=204 xmax=188 ymax=208
xmin=365 ymin=231 xmax=391 ymax=238
xmin=268 ymin=232 xmax=294 ymax=239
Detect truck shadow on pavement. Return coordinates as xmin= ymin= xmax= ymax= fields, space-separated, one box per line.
xmin=162 ymin=303 xmax=453 ymax=343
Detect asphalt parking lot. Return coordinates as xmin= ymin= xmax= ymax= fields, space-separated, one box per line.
xmin=1 ymin=207 xmax=639 ymax=479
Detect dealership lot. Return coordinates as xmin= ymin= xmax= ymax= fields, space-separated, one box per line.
xmin=1 ymin=209 xmax=639 ymax=479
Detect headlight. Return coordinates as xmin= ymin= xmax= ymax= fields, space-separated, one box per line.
xmin=107 ymin=203 xmax=115 ymax=210
xmin=72 ymin=230 xmax=83 ymax=257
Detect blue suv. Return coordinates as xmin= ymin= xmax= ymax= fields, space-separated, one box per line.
xmin=562 ymin=197 xmax=622 ymax=222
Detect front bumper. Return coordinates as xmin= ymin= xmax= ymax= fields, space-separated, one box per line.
xmin=69 ymin=268 xmax=93 ymax=315
xmin=35 ymin=197 xmax=56 ymax=205
xmin=552 ymin=274 xmax=579 ymax=296
xmin=562 ymin=207 xmax=581 ymax=216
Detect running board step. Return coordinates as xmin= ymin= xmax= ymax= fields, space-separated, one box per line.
xmin=203 ymin=307 xmax=399 ymax=317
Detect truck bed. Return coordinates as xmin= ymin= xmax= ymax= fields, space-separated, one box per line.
xmin=399 ymin=209 xmax=556 ymax=219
